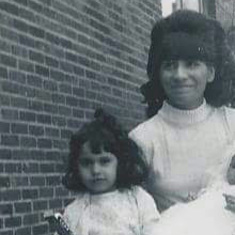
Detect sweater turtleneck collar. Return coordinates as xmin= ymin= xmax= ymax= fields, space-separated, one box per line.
xmin=158 ymin=99 xmax=214 ymax=126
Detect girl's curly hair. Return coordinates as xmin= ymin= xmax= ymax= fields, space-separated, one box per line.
xmin=142 ymin=10 xmax=235 ymax=118
xmin=62 ymin=108 xmax=147 ymax=191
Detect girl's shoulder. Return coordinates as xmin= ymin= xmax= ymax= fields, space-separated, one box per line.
xmin=63 ymin=193 xmax=87 ymax=214
xmin=128 ymin=186 xmax=160 ymax=217
xmin=129 ymin=186 xmax=156 ymax=203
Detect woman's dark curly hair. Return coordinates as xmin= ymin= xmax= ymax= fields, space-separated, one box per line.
xmin=142 ymin=10 xmax=235 ymax=118
xmin=62 ymin=108 xmax=147 ymax=192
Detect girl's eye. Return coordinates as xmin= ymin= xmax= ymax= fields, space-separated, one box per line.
xmin=99 ymin=157 xmax=111 ymax=165
xmin=79 ymin=159 xmax=92 ymax=167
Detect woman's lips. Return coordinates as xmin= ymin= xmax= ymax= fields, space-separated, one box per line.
xmin=171 ymin=85 xmax=194 ymax=92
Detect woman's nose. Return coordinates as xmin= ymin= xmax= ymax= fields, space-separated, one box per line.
xmin=174 ymin=63 xmax=188 ymax=81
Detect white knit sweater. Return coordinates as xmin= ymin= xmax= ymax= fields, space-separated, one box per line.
xmin=129 ymin=101 xmax=235 ymax=211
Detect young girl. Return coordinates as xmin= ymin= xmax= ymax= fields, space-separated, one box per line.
xmin=59 ymin=108 xmax=160 ymax=235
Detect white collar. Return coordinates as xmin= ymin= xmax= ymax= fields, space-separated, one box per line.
xmin=158 ymin=99 xmax=214 ymax=126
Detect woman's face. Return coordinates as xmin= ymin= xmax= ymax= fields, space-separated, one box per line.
xmin=160 ymin=60 xmax=215 ymax=110
xmin=78 ymin=141 xmax=118 ymax=194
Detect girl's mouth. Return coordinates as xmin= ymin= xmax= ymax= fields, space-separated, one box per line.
xmin=92 ymin=178 xmax=105 ymax=183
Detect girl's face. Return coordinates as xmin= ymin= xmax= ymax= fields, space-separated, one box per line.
xmin=78 ymin=141 xmax=118 ymax=194
xmin=160 ymin=60 xmax=215 ymax=110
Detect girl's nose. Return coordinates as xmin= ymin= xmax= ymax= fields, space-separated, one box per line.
xmin=91 ymin=163 xmax=101 ymax=174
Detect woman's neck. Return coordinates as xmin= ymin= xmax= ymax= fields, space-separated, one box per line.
xmin=158 ymin=99 xmax=213 ymax=126
xmin=166 ymin=97 xmax=204 ymax=111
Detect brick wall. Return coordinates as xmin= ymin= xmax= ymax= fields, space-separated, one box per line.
xmin=0 ymin=0 xmax=161 ymax=234
xmin=215 ymin=0 xmax=235 ymax=30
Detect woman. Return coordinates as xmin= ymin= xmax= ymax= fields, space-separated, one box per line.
xmin=129 ymin=10 xmax=235 ymax=213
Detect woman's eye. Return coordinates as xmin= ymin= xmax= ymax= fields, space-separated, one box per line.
xmin=185 ymin=61 xmax=200 ymax=68
xmin=162 ymin=60 xmax=176 ymax=70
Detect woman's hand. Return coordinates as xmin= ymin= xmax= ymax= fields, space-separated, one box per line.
xmin=227 ymin=155 xmax=235 ymax=185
